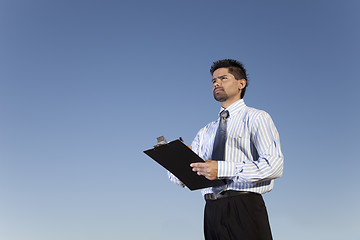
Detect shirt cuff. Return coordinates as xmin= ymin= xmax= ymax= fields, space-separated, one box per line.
xmin=217 ymin=161 xmax=244 ymax=178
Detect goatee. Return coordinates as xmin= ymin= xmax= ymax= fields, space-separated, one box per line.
xmin=213 ymin=89 xmax=228 ymax=102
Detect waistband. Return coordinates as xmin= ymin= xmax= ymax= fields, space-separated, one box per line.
xmin=204 ymin=190 xmax=258 ymax=201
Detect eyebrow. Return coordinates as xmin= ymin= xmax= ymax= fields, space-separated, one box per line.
xmin=212 ymin=75 xmax=228 ymax=81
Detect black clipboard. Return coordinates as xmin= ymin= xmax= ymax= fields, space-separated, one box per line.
xmin=144 ymin=139 xmax=224 ymax=191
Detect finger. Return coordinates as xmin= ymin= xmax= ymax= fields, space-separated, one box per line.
xmin=192 ymin=166 xmax=206 ymax=176
xmin=190 ymin=162 xmax=204 ymax=168
xmin=192 ymin=167 xmax=205 ymax=173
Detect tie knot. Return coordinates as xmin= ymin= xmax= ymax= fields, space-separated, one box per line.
xmin=220 ymin=110 xmax=229 ymax=120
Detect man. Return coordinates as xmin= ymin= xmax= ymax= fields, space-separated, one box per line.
xmin=169 ymin=59 xmax=284 ymax=240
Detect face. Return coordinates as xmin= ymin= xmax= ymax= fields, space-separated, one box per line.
xmin=212 ymin=68 xmax=245 ymax=107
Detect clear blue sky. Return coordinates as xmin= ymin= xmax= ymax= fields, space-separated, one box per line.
xmin=1 ymin=0 xmax=359 ymax=239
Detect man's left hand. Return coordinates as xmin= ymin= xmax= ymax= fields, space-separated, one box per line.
xmin=190 ymin=160 xmax=218 ymax=180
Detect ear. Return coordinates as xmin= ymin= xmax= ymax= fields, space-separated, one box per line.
xmin=238 ymin=79 xmax=246 ymax=90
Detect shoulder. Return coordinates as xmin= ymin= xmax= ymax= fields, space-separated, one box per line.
xmin=192 ymin=119 xmax=218 ymax=148
xmin=244 ymin=106 xmax=271 ymax=122
xmin=242 ymin=106 xmax=276 ymax=135
xmin=197 ymin=119 xmax=218 ymax=135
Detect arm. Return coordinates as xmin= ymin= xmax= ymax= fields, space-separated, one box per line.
xmin=167 ymin=171 xmax=186 ymax=188
xmin=218 ymin=111 xmax=284 ymax=182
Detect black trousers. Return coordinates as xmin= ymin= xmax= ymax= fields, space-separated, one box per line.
xmin=204 ymin=193 xmax=273 ymax=240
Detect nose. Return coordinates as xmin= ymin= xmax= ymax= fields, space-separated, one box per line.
xmin=213 ymin=79 xmax=221 ymax=87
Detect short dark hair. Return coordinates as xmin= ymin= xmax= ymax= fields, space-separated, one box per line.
xmin=210 ymin=59 xmax=248 ymax=98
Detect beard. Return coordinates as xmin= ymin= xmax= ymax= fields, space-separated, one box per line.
xmin=213 ymin=88 xmax=228 ymax=102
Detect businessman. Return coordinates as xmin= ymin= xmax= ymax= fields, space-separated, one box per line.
xmin=169 ymin=59 xmax=284 ymax=240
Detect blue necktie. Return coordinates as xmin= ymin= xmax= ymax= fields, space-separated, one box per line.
xmin=211 ymin=110 xmax=229 ymax=194
xmin=212 ymin=110 xmax=229 ymax=161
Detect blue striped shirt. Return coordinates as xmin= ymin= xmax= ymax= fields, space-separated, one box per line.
xmin=169 ymin=99 xmax=284 ymax=196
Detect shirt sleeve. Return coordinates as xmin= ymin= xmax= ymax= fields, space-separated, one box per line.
xmin=167 ymin=171 xmax=186 ymax=188
xmin=217 ymin=111 xmax=284 ymax=183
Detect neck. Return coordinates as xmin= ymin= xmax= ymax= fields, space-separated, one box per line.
xmin=221 ymin=97 xmax=241 ymax=109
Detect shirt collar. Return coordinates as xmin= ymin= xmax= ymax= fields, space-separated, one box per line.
xmin=219 ymin=99 xmax=246 ymax=118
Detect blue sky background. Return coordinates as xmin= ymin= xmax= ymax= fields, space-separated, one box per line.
xmin=1 ymin=0 xmax=359 ymax=239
